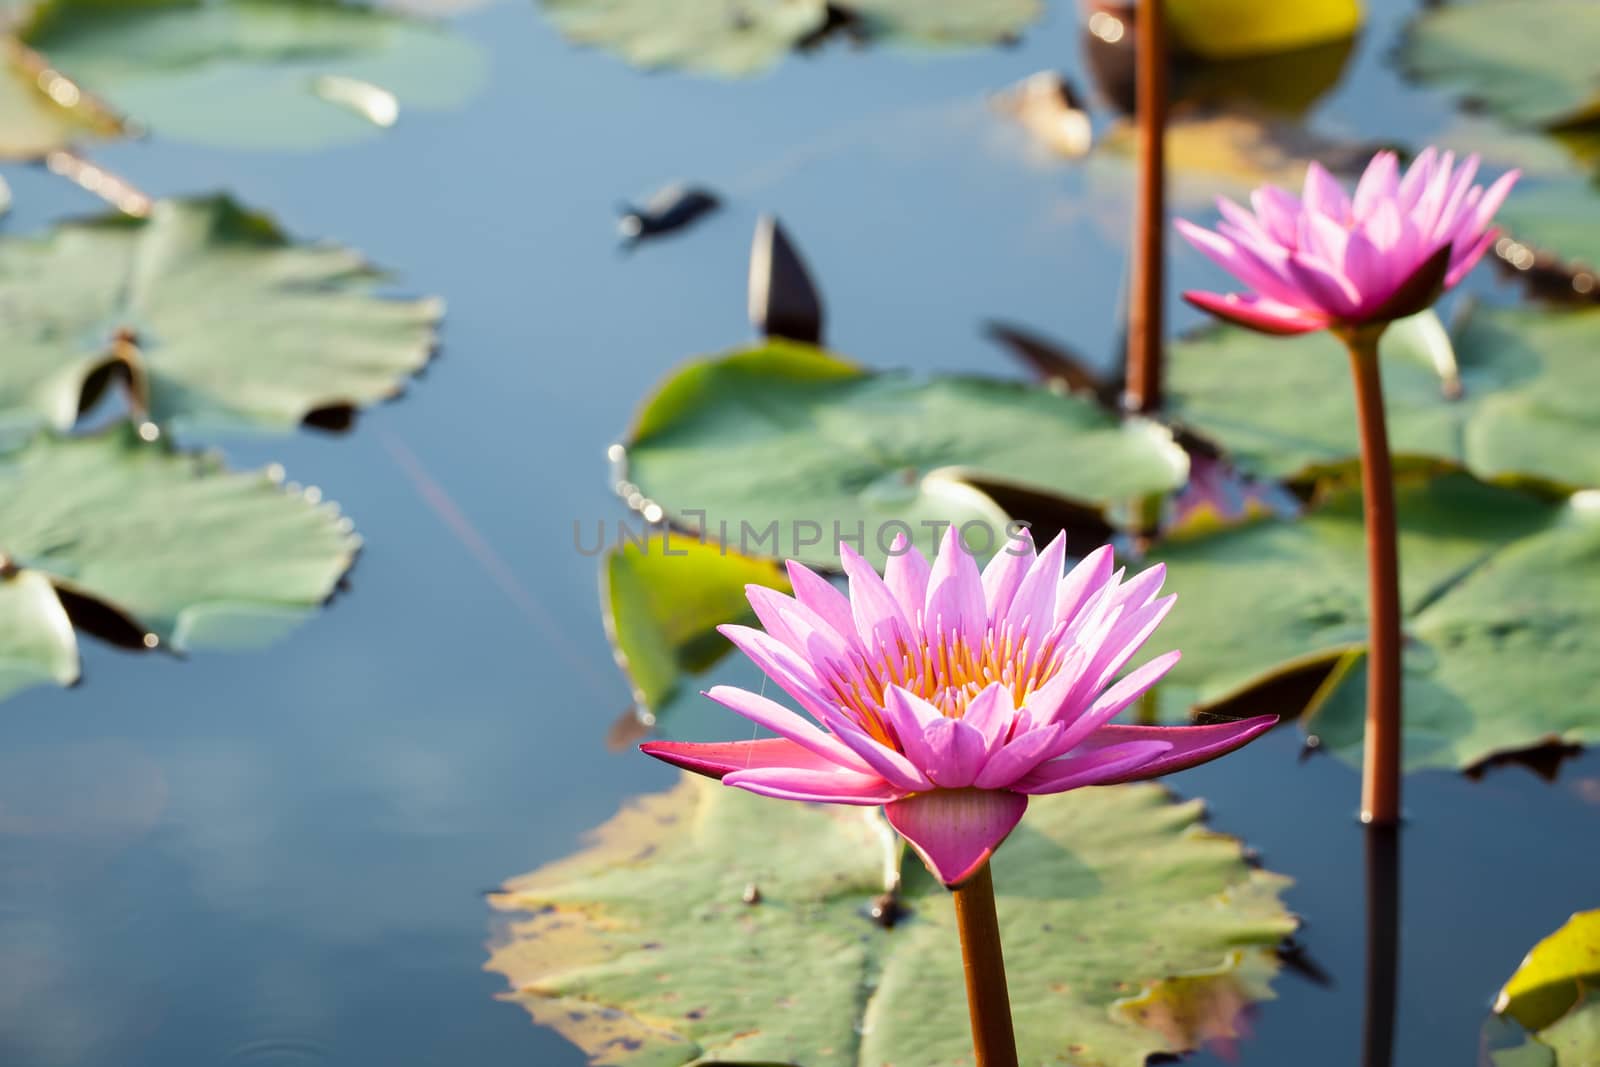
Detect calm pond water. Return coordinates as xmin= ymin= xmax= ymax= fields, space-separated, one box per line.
xmin=2 ymin=1 xmax=1597 ymax=1065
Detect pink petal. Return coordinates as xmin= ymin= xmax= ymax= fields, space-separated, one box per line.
xmin=705 ymin=683 xmax=869 ymax=771
xmin=922 ymin=717 xmax=990 ymax=788
xmin=883 ymin=533 xmax=932 ymax=621
xmin=1444 ymin=228 xmax=1496 ymax=289
xmin=1468 ymin=170 xmax=1519 ymax=238
xmin=1216 ymin=196 xmax=1272 ymax=245
xmin=716 ymin=626 xmax=850 ymax=733
xmin=829 ymin=719 xmax=933 ymax=791
xmin=961 ymin=682 xmax=1017 ymax=751
xmin=1284 ymin=254 xmax=1362 ymax=318
xmin=1397 ymin=147 xmax=1437 ymax=211
xmin=1074 ymin=715 xmax=1279 ymax=782
xmin=1343 ymin=229 xmax=1395 ymax=311
xmin=785 ymin=561 xmax=858 ymax=647
xmin=840 ymin=543 xmax=911 ymax=651
xmin=1352 ymin=151 xmax=1399 ymax=221
xmin=1250 ymin=185 xmax=1302 ymax=246
xmin=1175 ymin=219 xmax=1307 ymax=308
xmin=882 ymin=685 xmax=945 ymax=773
xmin=745 ymin=585 xmax=852 ymax=664
xmin=1012 ymin=739 xmax=1173 ymax=795
xmin=972 ymin=721 xmax=1067 ymax=789
xmin=641 ymin=737 xmax=848 ymax=779
xmin=1044 ymin=649 xmax=1183 ymax=756
xmin=981 ymin=527 xmax=1035 ymax=625
xmin=723 ymin=765 xmax=905 ymax=806
xmin=1052 ymin=544 xmax=1115 ymax=627
xmin=1431 ymin=154 xmax=1480 ymax=242
xmin=1302 ymin=162 xmax=1351 ymax=221
xmin=885 ymin=788 xmax=1029 ymax=887
xmin=1299 ymin=210 xmax=1351 ymax=269
xmin=1361 ymin=198 xmax=1404 ymax=254
xmin=1004 ymin=530 xmax=1069 ymax=635
xmin=1182 ymin=291 xmax=1328 ymax=335
xmin=925 ymin=525 xmax=987 ymax=648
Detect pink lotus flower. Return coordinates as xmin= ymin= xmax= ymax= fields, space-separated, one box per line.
xmin=1175 ymin=149 xmax=1518 ymax=336
xmin=641 ymin=528 xmax=1276 ymax=887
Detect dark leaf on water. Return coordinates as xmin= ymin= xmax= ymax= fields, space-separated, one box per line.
xmin=748 ymin=215 xmax=824 ymax=344
xmin=616 ymin=183 xmax=721 ymax=246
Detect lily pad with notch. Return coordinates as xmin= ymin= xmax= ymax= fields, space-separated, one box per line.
xmin=0 ymin=424 xmax=359 ymax=702
xmin=0 ymin=195 xmax=440 ymax=439
xmin=487 ymin=774 xmax=1296 ymax=1067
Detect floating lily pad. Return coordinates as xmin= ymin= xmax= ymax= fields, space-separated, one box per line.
xmin=1401 ymin=0 xmax=1600 ymax=129
xmin=602 ymin=531 xmax=788 ymax=725
xmin=0 ymin=425 xmax=358 ymax=701
xmin=487 ymin=774 xmax=1295 ymax=1067
xmin=1167 ymin=305 xmax=1600 ymax=491
xmin=1152 ymin=473 xmax=1600 ymax=771
xmin=1488 ymin=911 xmax=1600 ymax=1066
xmin=619 ymin=341 xmax=1188 ymax=567
xmin=1499 ymin=175 xmax=1600 ymax=274
xmin=540 ymin=0 xmax=1036 ymax=77
xmin=0 ymin=195 xmax=440 ymax=437
xmin=0 ymin=0 xmax=484 ymax=156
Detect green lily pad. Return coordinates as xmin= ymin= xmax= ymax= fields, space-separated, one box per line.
xmin=1400 ymin=0 xmax=1600 ymax=129
xmin=0 ymin=424 xmax=359 ymax=701
xmin=0 ymin=195 xmax=440 ymax=437
xmin=1499 ymin=175 xmax=1600 ymax=274
xmin=1151 ymin=472 xmax=1600 ymax=771
xmin=602 ymin=531 xmax=789 ymax=725
xmin=1489 ymin=912 xmax=1600 ymax=1066
xmin=487 ymin=774 xmax=1295 ymax=1067
xmin=619 ymin=341 xmax=1188 ymax=568
xmin=1 ymin=0 xmax=484 ymax=157
xmin=1167 ymin=305 xmax=1600 ymax=491
xmin=539 ymin=0 xmax=1037 ymax=77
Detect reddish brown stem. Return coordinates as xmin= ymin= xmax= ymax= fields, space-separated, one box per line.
xmin=951 ymin=862 xmax=1018 ymax=1067
xmin=1124 ymin=0 xmax=1168 ymax=414
xmin=1344 ymin=329 xmax=1402 ymax=826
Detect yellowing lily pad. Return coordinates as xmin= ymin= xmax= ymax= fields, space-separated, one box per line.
xmin=487 ymin=774 xmax=1295 ymax=1067
xmin=1153 ymin=473 xmax=1600 ymax=771
xmin=618 ymin=341 xmax=1188 ymax=568
xmin=0 ymin=196 xmax=440 ymax=437
xmin=602 ymin=531 xmax=789 ymax=725
xmin=0 ymin=425 xmax=359 ymax=702
xmin=1489 ymin=912 xmax=1600 ymax=1066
